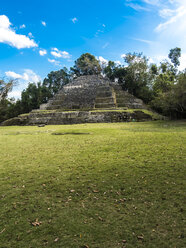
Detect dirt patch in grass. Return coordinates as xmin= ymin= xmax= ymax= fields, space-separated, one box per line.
xmin=52 ymin=132 xmax=90 ymax=135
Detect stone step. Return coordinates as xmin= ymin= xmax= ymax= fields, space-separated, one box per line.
xmin=95 ymin=103 xmax=116 ymax=108
xmin=97 ymin=86 xmax=111 ymax=91
xmin=47 ymin=105 xmax=62 ymax=110
xmin=50 ymin=100 xmax=64 ymax=105
xmin=116 ymin=98 xmax=131 ymax=104
xmin=54 ymin=94 xmax=66 ymax=101
xmin=47 ymin=99 xmax=54 ymax=104
xmin=95 ymin=97 xmax=115 ymax=104
xmin=117 ymin=103 xmax=128 ymax=108
xmin=115 ymin=92 xmax=130 ymax=98
xmin=96 ymin=91 xmax=113 ymax=98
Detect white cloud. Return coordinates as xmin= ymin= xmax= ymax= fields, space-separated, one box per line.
xmin=126 ymin=3 xmax=150 ymax=11
xmin=133 ymin=38 xmax=154 ymax=44
xmin=140 ymin=0 xmax=186 ymax=33
xmin=102 ymin=42 xmax=109 ymax=49
xmin=124 ymin=1 xmax=186 ymax=68
xmin=114 ymin=60 xmax=122 ymax=65
xmin=148 ymin=53 xmax=186 ymax=70
xmin=51 ymin=48 xmax=71 ymax=59
xmin=41 ymin=21 xmax=46 ymax=26
xmin=5 ymin=69 xmax=41 ymax=83
xmin=0 ymin=15 xmax=37 ymax=49
xmin=5 ymin=71 xmax=22 ymax=79
xmin=48 ymin=59 xmax=55 ymax=63
xmin=148 ymin=57 xmax=154 ymax=64
xmin=48 ymin=58 xmax=61 ymax=66
xmin=71 ymin=17 xmax=78 ymax=23
xmin=39 ymin=49 xmax=47 ymax=56
xmin=51 ymin=51 xmax=61 ymax=58
xmin=20 ymin=24 xmax=26 ymax=29
xmin=121 ymin=54 xmax=126 ymax=59
xmin=28 ymin=32 xmax=33 ymax=38
xmin=6 ymin=69 xmax=41 ymax=99
xmin=0 ymin=15 xmax=10 ymax=28
xmin=159 ymin=8 xmax=175 ymax=18
xmin=95 ymin=29 xmax=104 ymax=37
xmin=155 ymin=6 xmax=186 ymax=32
xmin=148 ymin=55 xmax=168 ymax=65
xmin=95 ymin=23 xmax=106 ymax=37
xmin=98 ymin=56 xmax=108 ymax=65
xmin=8 ymin=90 xmax=22 ymax=99
xmin=136 ymin=0 xmax=186 ymax=61
xmin=143 ymin=0 xmax=160 ymax=5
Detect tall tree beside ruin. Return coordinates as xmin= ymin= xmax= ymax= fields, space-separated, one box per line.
xmin=43 ymin=67 xmax=70 ymax=96
xmin=0 ymin=79 xmax=14 ymax=101
xmin=71 ymin=53 xmax=101 ymax=76
xmin=168 ymin=47 xmax=181 ymax=68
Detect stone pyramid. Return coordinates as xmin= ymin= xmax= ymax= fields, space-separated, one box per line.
xmin=40 ymin=75 xmax=146 ymax=111
xmin=2 ymin=75 xmax=160 ymax=126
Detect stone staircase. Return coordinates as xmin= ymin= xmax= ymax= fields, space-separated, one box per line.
xmin=46 ymin=92 xmax=66 ymax=110
xmin=94 ymin=85 xmax=116 ymax=109
xmin=112 ymin=84 xmax=145 ymax=109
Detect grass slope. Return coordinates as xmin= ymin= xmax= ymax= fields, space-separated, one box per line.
xmin=0 ymin=121 xmax=185 ymax=248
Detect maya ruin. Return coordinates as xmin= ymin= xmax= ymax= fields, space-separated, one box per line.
xmin=1 ymin=74 xmax=162 ymax=126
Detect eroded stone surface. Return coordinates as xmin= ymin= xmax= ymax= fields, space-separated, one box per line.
xmin=1 ymin=110 xmax=154 ymax=126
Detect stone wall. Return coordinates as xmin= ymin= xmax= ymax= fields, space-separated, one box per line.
xmin=1 ymin=109 xmax=157 ymax=126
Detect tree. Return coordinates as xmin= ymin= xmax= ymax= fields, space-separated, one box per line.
xmin=104 ymin=55 xmax=154 ymax=103
xmin=173 ymin=71 xmax=186 ymax=117
xmin=20 ymin=82 xmax=49 ymax=113
xmin=152 ymin=66 xmax=175 ymax=96
xmin=0 ymin=67 xmax=72 ymax=122
xmin=71 ymin=53 xmax=101 ymax=76
xmin=104 ymin=61 xmax=124 ymax=81
xmin=153 ymin=74 xmax=172 ymax=95
xmin=150 ymin=64 xmax=158 ymax=75
xmin=18 ymin=68 xmax=71 ymax=114
xmin=0 ymin=79 xmax=16 ymax=123
xmin=168 ymin=47 xmax=181 ymax=68
xmin=43 ymin=67 xmax=70 ymax=96
xmin=122 ymin=53 xmax=153 ymax=103
xmin=0 ymin=79 xmax=14 ymax=101
xmin=151 ymin=70 xmax=186 ymax=119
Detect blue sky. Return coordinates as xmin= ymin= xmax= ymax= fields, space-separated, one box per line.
xmin=0 ymin=0 xmax=186 ymax=98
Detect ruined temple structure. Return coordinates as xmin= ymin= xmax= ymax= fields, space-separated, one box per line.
xmin=1 ymin=75 xmax=163 ymax=126
xmin=40 ymin=75 xmax=146 ymax=111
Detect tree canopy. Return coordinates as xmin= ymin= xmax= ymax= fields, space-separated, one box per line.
xmin=43 ymin=67 xmax=70 ymax=96
xmin=168 ymin=47 xmax=181 ymax=68
xmin=71 ymin=53 xmax=101 ymax=76
xmin=0 ymin=79 xmax=14 ymax=101
xmin=0 ymin=79 xmax=15 ymax=123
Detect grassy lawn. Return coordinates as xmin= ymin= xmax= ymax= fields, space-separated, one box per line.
xmin=0 ymin=121 xmax=185 ymax=248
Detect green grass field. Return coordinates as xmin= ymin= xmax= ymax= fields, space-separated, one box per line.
xmin=0 ymin=121 xmax=185 ymax=248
